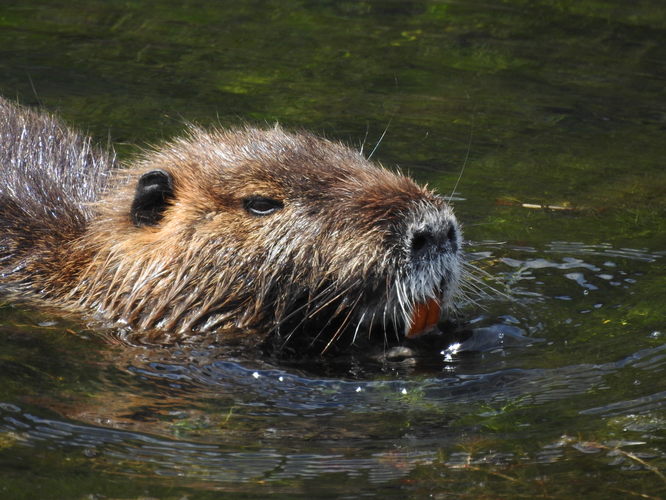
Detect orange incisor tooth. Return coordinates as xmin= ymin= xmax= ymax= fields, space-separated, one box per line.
xmin=406 ymin=298 xmax=441 ymax=338
xmin=426 ymin=298 xmax=441 ymax=326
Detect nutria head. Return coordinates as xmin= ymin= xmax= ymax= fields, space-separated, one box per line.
xmin=67 ymin=126 xmax=462 ymax=352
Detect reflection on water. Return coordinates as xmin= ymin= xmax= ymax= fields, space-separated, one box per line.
xmin=1 ymin=344 xmax=664 ymax=484
xmin=1 ymin=240 xmax=664 ymax=493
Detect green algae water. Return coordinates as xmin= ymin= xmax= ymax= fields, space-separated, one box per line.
xmin=0 ymin=1 xmax=664 ymax=498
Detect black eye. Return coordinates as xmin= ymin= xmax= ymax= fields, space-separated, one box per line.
xmin=243 ymin=196 xmax=284 ymax=216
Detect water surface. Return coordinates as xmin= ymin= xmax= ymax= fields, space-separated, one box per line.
xmin=0 ymin=1 xmax=664 ymax=498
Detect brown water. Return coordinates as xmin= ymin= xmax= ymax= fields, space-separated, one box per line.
xmin=0 ymin=1 xmax=664 ymax=498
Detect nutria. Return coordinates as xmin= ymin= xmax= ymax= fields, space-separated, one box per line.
xmin=0 ymin=98 xmax=462 ymax=352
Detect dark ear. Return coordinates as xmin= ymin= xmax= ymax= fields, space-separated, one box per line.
xmin=130 ymin=169 xmax=174 ymax=227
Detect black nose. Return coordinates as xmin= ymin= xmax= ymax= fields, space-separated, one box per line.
xmin=410 ymin=224 xmax=458 ymax=260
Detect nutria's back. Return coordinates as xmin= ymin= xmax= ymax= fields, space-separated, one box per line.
xmin=0 ymin=98 xmax=113 ymax=224
xmin=0 ymin=98 xmax=462 ymax=353
xmin=0 ymin=98 xmax=115 ymax=294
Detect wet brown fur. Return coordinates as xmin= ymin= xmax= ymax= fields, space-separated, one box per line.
xmin=0 ymin=98 xmax=462 ymax=350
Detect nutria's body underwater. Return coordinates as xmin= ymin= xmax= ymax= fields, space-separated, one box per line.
xmin=0 ymin=98 xmax=463 ymax=354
